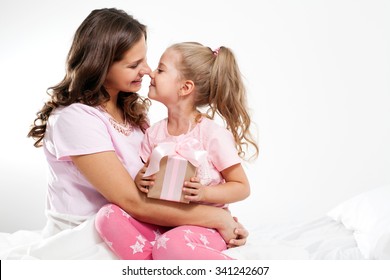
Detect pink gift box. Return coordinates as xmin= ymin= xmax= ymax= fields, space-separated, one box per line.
xmin=143 ymin=139 xmax=207 ymax=203
xmin=147 ymin=155 xmax=196 ymax=203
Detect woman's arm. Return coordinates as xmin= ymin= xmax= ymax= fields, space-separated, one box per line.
xmin=70 ymin=151 xmax=240 ymax=242
xmin=183 ymin=163 xmax=250 ymax=204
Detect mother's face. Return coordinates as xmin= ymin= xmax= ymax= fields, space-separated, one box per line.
xmin=104 ymin=36 xmax=151 ymax=96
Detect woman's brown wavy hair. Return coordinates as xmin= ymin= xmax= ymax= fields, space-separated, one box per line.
xmin=28 ymin=8 xmax=150 ymax=147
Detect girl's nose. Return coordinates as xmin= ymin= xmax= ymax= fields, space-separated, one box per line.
xmin=149 ymin=69 xmax=156 ymax=79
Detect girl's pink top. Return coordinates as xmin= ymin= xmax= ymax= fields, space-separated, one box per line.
xmin=140 ymin=117 xmax=241 ymax=207
xmin=43 ymin=103 xmax=144 ymax=217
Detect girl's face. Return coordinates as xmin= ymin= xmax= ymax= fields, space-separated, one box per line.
xmin=104 ymin=36 xmax=151 ymax=96
xmin=148 ymin=49 xmax=184 ymax=105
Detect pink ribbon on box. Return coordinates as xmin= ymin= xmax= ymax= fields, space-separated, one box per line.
xmin=143 ymin=138 xmax=207 ymax=177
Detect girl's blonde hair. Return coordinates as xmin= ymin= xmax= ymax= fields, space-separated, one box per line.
xmin=168 ymin=42 xmax=259 ymax=159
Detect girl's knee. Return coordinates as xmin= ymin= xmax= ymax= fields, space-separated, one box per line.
xmin=152 ymin=229 xmax=186 ymax=260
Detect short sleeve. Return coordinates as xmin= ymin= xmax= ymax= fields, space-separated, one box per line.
xmin=206 ymin=124 xmax=241 ymax=171
xmin=48 ymin=104 xmax=114 ymax=160
xmin=139 ymin=129 xmax=153 ymax=163
xmin=138 ymin=119 xmax=168 ymax=163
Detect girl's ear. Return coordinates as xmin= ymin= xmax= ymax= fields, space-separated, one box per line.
xmin=179 ymin=80 xmax=195 ymax=97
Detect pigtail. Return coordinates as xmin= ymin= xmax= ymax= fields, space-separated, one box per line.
xmin=209 ymin=47 xmax=259 ymax=159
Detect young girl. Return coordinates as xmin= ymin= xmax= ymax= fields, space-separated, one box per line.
xmin=95 ymin=42 xmax=259 ymax=259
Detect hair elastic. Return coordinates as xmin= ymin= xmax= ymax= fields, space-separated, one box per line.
xmin=213 ymin=47 xmax=220 ymax=56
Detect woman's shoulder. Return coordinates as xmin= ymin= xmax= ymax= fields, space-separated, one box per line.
xmin=54 ymin=103 xmax=103 ymax=120
xmin=49 ymin=104 xmax=105 ymax=129
xmin=58 ymin=103 xmax=100 ymax=115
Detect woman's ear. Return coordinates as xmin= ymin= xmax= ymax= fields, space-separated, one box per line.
xmin=179 ymin=80 xmax=195 ymax=97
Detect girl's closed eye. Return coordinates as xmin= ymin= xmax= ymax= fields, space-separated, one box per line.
xmin=157 ymin=68 xmax=163 ymax=73
xmin=128 ymin=64 xmax=139 ymax=69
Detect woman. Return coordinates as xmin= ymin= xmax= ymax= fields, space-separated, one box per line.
xmin=26 ymin=8 xmax=247 ymax=253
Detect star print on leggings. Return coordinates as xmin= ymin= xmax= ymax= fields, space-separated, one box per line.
xmin=130 ymin=241 xmax=144 ymax=254
xmin=102 ymin=205 xmax=114 ymax=218
xmin=156 ymin=234 xmax=170 ymax=249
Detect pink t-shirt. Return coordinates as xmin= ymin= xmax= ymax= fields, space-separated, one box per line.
xmin=43 ymin=103 xmax=144 ymax=217
xmin=140 ymin=117 xmax=241 ymax=207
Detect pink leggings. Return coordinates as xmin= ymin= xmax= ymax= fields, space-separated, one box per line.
xmin=95 ymin=204 xmax=233 ymax=260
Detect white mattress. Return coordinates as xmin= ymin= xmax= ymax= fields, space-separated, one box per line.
xmin=226 ymin=216 xmax=364 ymax=259
xmin=0 ymin=215 xmax=363 ymax=260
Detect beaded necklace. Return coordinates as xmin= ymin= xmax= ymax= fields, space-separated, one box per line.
xmin=99 ymin=106 xmax=133 ymax=136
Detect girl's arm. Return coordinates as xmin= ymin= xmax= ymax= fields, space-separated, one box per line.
xmin=183 ymin=163 xmax=250 ymax=204
xmin=70 ymin=151 xmax=241 ymax=243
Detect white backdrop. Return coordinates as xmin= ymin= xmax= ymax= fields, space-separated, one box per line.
xmin=0 ymin=0 xmax=389 ymax=233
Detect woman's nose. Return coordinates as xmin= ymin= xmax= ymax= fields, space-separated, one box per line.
xmin=140 ymin=63 xmax=151 ymax=76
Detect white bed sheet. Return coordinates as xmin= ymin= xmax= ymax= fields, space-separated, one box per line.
xmin=227 ymin=216 xmax=364 ymax=260
xmin=0 ymin=215 xmax=364 ymax=260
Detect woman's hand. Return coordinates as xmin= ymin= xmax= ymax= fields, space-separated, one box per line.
xmin=216 ymin=215 xmax=239 ymax=244
xmin=134 ymin=164 xmax=155 ymax=194
xmin=227 ymin=217 xmax=249 ymax=248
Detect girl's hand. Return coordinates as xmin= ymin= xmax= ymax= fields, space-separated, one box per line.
xmin=135 ymin=164 xmax=155 ymax=194
xmin=183 ymin=177 xmax=207 ymax=202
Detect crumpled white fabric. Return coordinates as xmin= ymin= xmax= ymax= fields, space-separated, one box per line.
xmin=0 ymin=216 xmax=364 ymax=260
xmin=0 ymin=215 xmax=307 ymax=260
xmin=0 ymin=215 xmax=117 ymax=260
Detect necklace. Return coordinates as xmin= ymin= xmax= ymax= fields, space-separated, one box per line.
xmin=98 ymin=106 xmax=133 ymax=136
xmin=108 ymin=116 xmax=133 ymax=136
